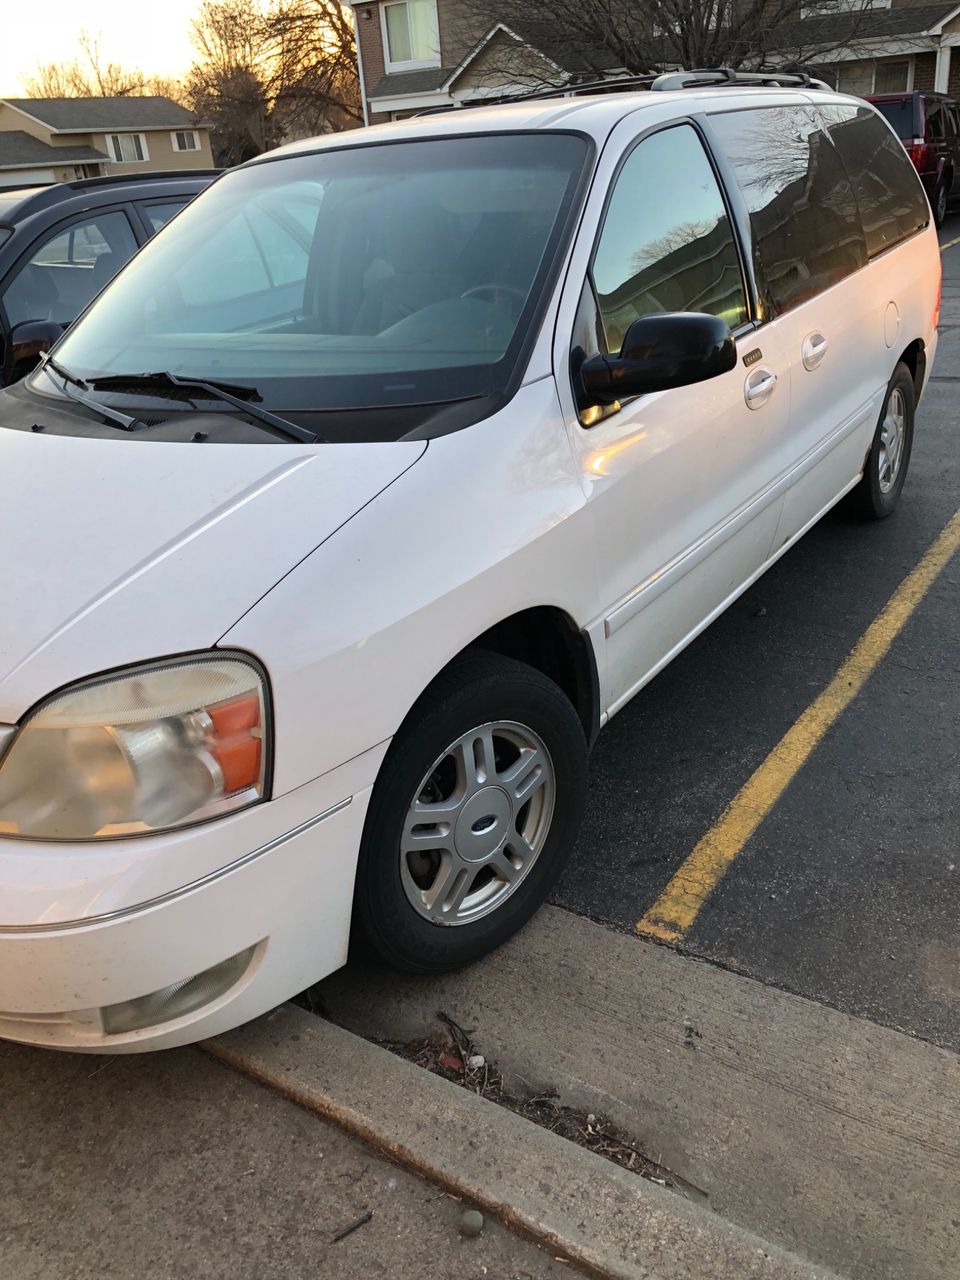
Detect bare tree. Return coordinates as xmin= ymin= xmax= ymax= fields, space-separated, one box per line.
xmin=445 ymin=0 xmax=887 ymax=97
xmin=186 ymin=0 xmax=361 ymax=166
xmin=264 ymin=0 xmax=362 ymax=134
xmin=23 ymin=32 xmax=183 ymax=100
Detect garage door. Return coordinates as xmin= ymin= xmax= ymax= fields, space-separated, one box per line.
xmin=0 ymin=168 xmax=55 ymax=186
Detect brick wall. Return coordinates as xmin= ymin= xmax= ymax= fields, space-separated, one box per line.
xmin=354 ymin=3 xmax=392 ymax=123
xmin=948 ymin=55 xmax=960 ymax=99
xmin=914 ymin=51 xmax=937 ymax=91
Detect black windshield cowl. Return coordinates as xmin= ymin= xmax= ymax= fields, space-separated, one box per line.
xmin=87 ymin=371 xmax=323 ymax=444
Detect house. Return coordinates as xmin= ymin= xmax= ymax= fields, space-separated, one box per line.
xmin=0 ymin=97 xmax=214 ymax=188
xmin=779 ymin=2 xmax=960 ymax=98
xmin=349 ymin=0 xmax=960 ymax=126
xmin=349 ymin=0 xmax=622 ymax=122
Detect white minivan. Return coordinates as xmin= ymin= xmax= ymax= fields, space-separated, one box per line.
xmin=0 ymin=72 xmax=940 ymax=1051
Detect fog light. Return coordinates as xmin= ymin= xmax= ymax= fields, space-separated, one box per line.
xmin=101 ymin=945 xmax=257 ymax=1034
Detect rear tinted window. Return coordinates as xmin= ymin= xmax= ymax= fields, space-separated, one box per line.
xmin=821 ymin=105 xmax=929 ymax=258
xmin=873 ymin=98 xmax=916 ymax=139
xmin=709 ymin=105 xmax=866 ymax=318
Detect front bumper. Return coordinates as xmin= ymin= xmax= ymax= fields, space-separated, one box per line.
xmin=0 ymin=750 xmax=383 ymax=1052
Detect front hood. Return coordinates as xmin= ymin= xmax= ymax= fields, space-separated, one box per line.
xmin=0 ymin=428 xmax=425 ymax=722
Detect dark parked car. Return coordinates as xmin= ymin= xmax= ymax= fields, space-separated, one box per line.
xmin=867 ymin=90 xmax=960 ymax=226
xmin=0 ymin=170 xmax=216 ymax=385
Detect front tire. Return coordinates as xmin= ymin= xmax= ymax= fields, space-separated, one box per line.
xmin=851 ymin=362 xmax=915 ymax=519
xmin=353 ymin=651 xmax=588 ymax=974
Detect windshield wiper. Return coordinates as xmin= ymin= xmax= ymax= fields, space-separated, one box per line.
xmin=88 ymin=370 xmax=322 ymax=444
xmin=37 ymin=354 xmax=144 ymax=432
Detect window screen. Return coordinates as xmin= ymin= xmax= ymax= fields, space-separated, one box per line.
xmin=591 ymin=124 xmax=748 ymax=353
xmin=709 ymin=106 xmax=867 ymax=318
xmin=821 ymin=105 xmax=929 ymax=258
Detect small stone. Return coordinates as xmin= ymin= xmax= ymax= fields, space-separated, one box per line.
xmin=385 ymin=1177 xmax=398 ymax=1191
xmin=466 ymin=1054 xmax=485 ymax=1071
xmin=459 ymin=1209 xmax=485 ymax=1238
xmin=586 ymin=1113 xmax=596 ymax=1126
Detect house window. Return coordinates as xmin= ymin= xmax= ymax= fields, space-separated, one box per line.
xmin=107 ymin=133 xmax=148 ymax=163
xmin=874 ymin=60 xmax=910 ymax=93
xmin=382 ymin=0 xmax=440 ymax=68
xmin=833 ymin=58 xmax=911 ymax=95
xmin=172 ymin=130 xmax=200 ymax=152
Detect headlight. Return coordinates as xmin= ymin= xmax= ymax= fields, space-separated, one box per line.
xmin=0 ymin=653 xmax=269 ymax=841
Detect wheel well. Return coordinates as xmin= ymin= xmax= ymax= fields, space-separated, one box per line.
xmin=898 ymin=339 xmax=926 ymax=401
xmin=464 ymin=607 xmax=600 ymax=746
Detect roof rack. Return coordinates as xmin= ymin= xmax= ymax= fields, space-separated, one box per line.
xmin=415 ymin=66 xmax=828 ymax=115
xmin=651 ymin=67 xmax=830 ymax=90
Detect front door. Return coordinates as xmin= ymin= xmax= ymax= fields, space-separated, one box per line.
xmin=555 ymin=120 xmax=792 ymax=715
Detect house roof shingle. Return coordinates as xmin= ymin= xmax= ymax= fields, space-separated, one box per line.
xmin=3 ymin=96 xmax=198 ymax=132
xmin=771 ymin=1 xmax=960 ymax=48
xmin=0 ymin=131 xmax=108 ymax=169
xmin=369 ymin=67 xmax=457 ymax=98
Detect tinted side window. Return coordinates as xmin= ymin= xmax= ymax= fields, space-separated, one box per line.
xmin=926 ymin=100 xmax=946 ymax=138
xmin=821 ymin=105 xmax=929 ymax=258
xmin=709 ymin=106 xmax=866 ymax=319
xmin=2 ymin=210 xmax=138 ymax=330
xmin=142 ymin=201 xmax=188 ymax=234
xmin=591 ymin=124 xmax=747 ymax=353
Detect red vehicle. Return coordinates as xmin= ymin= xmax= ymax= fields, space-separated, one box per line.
xmin=867 ymin=90 xmax=960 ymax=226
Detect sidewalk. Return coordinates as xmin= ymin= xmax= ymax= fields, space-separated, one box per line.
xmin=0 ymin=1039 xmax=574 ymax=1280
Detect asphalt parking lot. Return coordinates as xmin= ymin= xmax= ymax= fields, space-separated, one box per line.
xmin=555 ymin=213 xmax=960 ymax=1053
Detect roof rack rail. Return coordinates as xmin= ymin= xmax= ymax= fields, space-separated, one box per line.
xmin=413 ymin=66 xmax=828 ymax=116
xmin=651 ymin=67 xmax=830 ymax=91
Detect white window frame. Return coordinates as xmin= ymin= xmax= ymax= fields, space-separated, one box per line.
xmin=170 ymin=130 xmax=200 ymax=153
xmin=380 ymin=0 xmax=441 ymax=72
xmin=106 ymin=132 xmax=149 ymax=164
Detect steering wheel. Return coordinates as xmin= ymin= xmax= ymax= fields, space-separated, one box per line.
xmin=461 ymin=283 xmax=527 ymax=306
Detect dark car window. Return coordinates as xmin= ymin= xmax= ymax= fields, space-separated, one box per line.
xmin=2 ymin=209 xmax=139 ymax=331
xmin=709 ymin=106 xmax=866 ymax=319
xmin=926 ymin=99 xmax=946 ymax=139
xmin=591 ymin=123 xmax=748 ymax=352
xmin=141 ymin=200 xmax=188 ymax=234
xmin=872 ymin=98 xmax=917 ymax=141
xmin=821 ymin=105 xmax=930 ymax=258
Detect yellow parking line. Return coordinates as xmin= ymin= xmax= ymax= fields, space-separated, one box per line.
xmin=941 ymin=233 xmax=960 ymax=252
xmin=637 ymin=508 xmax=960 ymax=944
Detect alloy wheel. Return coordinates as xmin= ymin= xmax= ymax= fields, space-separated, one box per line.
xmin=399 ymin=721 xmax=556 ymax=926
xmin=878 ymin=387 xmax=907 ymax=494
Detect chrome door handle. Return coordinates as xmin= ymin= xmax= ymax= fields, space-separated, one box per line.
xmin=745 ymin=368 xmax=777 ymax=409
xmin=802 ymin=332 xmax=829 ymax=371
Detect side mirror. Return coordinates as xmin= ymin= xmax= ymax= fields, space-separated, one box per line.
xmin=3 ymin=319 xmax=64 ymax=386
xmin=578 ymin=312 xmax=737 ymax=408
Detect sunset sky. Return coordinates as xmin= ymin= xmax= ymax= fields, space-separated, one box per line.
xmin=2 ymin=0 xmax=202 ymax=94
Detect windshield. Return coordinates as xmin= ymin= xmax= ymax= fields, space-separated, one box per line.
xmin=873 ymin=99 xmax=916 ymax=140
xmin=49 ymin=132 xmax=589 ymax=437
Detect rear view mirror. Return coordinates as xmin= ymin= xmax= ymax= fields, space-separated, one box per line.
xmin=3 ymin=319 xmax=64 ymax=387
xmin=578 ymin=312 xmax=737 ymax=408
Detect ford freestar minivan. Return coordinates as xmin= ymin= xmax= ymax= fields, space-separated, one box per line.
xmin=0 ymin=72 xmax=940 ymax=1051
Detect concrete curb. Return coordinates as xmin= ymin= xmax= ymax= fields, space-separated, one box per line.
xmin=206 ymin=1006 xmax=836 ymax=1280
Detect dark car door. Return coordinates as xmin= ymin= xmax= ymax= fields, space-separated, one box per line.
xmin=947 ymin=101 xmax=960 ymax=194
xmin=924 ymin=97 xmax=952 ymax=191
xmin=0 ymin=204 xmax=143 ymax=385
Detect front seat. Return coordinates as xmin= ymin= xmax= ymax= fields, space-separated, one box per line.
xmin=351 ymin=209 xmax=461 ymax=335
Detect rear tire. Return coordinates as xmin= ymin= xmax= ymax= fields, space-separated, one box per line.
xmin=353 ymin=651 xmax=588 ymax=974
xmin=934 ymin=179 xmax=949 ymax=228
xmin=851 ymin=362 xmax=915 ymax=520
